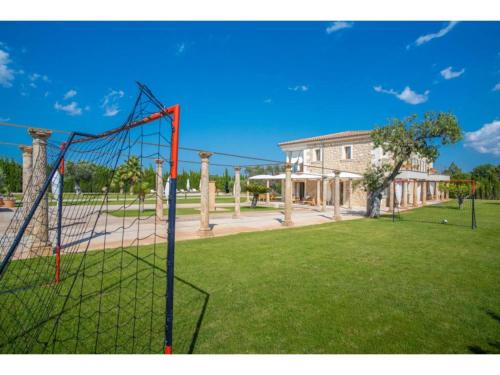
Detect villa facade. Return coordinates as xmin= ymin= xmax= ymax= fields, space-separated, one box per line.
xmin=278 ymin=130 xmax=450 ymax=209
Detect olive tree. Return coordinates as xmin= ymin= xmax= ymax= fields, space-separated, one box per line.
xmin=362 ymin=112 xmax=462 ymax=218
xmin=244 ymin=183 xmax=270 ymax=208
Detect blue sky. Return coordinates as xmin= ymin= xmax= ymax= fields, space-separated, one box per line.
xmin=0 ymin=21 xmax=499 ymax=173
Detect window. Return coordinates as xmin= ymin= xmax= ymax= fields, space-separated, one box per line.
xmin=343 ymin=145 xmax=353 ymax=160
xmin=314 ymin=148 xmax=321 ymax=162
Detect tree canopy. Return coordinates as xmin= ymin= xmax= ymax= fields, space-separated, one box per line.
xmin=363 ymin=112 xmax=462 ymax=217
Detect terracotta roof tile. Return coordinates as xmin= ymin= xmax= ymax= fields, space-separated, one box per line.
xmin=278 ymin=130 xmax=372 ymax=147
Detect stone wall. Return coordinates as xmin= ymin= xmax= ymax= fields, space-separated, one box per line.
xmin=303 ymin=137 xmax=374 ymax=175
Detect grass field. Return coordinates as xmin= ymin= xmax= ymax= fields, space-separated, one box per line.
xmin=107 ymin=205 xmax=279 ymax=217
xmin=1 ymin=200 xmax=499 ymax=354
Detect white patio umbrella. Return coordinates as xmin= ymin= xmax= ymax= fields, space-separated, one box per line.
xmin=51 ymin=170 xmax=61 ymax=198
xmin=164 ymin=177 xmax=170 ymax=198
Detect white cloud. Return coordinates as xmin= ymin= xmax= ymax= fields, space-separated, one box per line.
xmin=326 ymin=21 xmax=353 ymax=34
xmin=492 ymin=83 xmax=500 ymax=91
xmin=64 ymin=89 xmax=77 ymax=99
xmin=176 ymin=43 xmax=186 ymax=55
xmin=0 ymin=117 xmax=10 ymax=122
xmin=101 ymin=89 xmax=124 ymax=117
xmin=440 ymin=66 xmax=465 ymax=80
xmin=464 ymin=120 xmax=500 ymax=156
xmin=0 ymin=48 xmax=15 ymax=88
xmin=54 ymin=101 xmax=82 ymax=116
xmin=288 ymin=85 xmax=309 ymax=92
xmin=263 ymin=98 xmax=272 ymax=104
xmin=29 ymin=72 xmax=50 ymax=84
xmin=374 ymin=85 xmax=430 ymax=105
xmin=408 ymin=21 xmax=458 ymax=49
xmin=29 ymin=82 xmax=37 ymax=88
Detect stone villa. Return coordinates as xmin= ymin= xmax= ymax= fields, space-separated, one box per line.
xmin=277 ymin=130 xmax=450 ymax=209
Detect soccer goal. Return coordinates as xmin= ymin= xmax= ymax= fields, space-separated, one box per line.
xmin=0 ymin=83 xmax=180 ymax=353
xmin=392 ymin=179 xmax=477 ymax=229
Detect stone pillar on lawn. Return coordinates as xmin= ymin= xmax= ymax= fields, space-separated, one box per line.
xmin=154 ymin=159 xmax=164 ymax=223
xmin=266 ymin=179 xmax=270 ymax=205
xmin=402 ymin=180 xmax=408 ymax=208
xmin=283 ymin=163 xmax=293 ymax=226
xmin=198 ymin=151 xmax=213 ymax=236
xmin=29 ymin=128 xmax=52 ymax=256
xmin=233 ymin=167 xmax=241 ymax=219
xmin=209 ymin=181 xmax=216 ymax=211
xmin=433 ymin=182 xmax=438 ymax=200
xmin=413 ymin=179 xmax=418 ymax=207
xmin=334 ymin=173 xmax=341 ymax=221
xmin=422 ymin=180 xmax=427 ymax=205
xmin=445 ymin=183 xmax=449 ymax=200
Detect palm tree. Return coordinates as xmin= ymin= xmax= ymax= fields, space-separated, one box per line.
xmin=124 ymin=156 xmax=142 ymax=194
xmin=111 ymin=164 xmax=128 ymax=195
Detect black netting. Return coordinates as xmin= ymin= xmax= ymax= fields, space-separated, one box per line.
xmin=0 ymin=84 xmax=178 ymax=353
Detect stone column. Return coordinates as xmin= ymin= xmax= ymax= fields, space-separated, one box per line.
xmin=209 ymin=181 xmax=216 ymax=211
xmin=19 ymin=145 xmax=33 ymax=193
xmin=322 ymin=177 xmax=328 ymax=212
xmin=334 ymin=174 xmax=341 ymax=221
xmin=154 ymin=159 xmax=164 ymax=223
xmin=422 ymin=180 xmax=427 ymax=205
xmin=402 ymin=180 xmax=408 ymax=208
xmin=389 ymin=181 xmax=395 ymax=212
xmin=433 ymin=182 xmax=438 ymax=200
xmin=29 ymin=128 xmax=52 ymax=255
xmin=347 ymin=179 xmax=352 ymax=209
xmin=316 ymin=179 xmax=321 ymax=208
xmin=445 ymin=183 xmax=449 ymax=200
xmin=413 ymin=179 xmax=418 ymax=207
xmin=233 ymin=167 xmax=241 ymax=219
xmin=246 ymin=180 xmax=250 ymax=202
xmin=283 ymin=163 xmax=293 ymax=226
xmin=198 ymin=152 xmax=213 ymax=235
xmin=266 ymin=179 xmax=270 ymax=205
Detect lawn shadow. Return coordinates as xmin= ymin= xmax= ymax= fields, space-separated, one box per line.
xmin=124 ymin=249 xmax=210 ymax=354
xmin=467 ymin=310 xmax=500 ymax=354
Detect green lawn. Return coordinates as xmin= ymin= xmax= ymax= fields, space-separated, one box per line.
xmin=107 ymin=205 xmax=278 ymax=217
xmin=1 ymin=201 xmax=499 ymax=354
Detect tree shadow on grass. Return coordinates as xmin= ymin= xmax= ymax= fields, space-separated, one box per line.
xmin=467 ymin=310 xmax=500 ymax=354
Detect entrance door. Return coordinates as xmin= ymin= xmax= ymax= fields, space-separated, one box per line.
xmin=340 ymin=182 xmax=344 ymax=205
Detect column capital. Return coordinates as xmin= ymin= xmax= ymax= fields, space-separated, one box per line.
xmin=285 ymin=163 xmax=292 ymax=170
xmin=234 ymin=166 xmax=241 ymax=172
xmin=19 ymin=144 xmax=33 ymax=154
xmin=199 ymin=151 xmax=213 ymax=159
xmin=155 ymin=158 xmax=164 ymax=165
xmin=28 ymin=128 xmax=52 ymax=142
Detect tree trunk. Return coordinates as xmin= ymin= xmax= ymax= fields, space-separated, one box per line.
xmin=366 ymin=189 xmax=383 ymax=218
xmin=130 ymin=184 xmax=134 ymax=194
xmin=458 ymin=196 xmax=464 ymax=209
xmin=251 ymin=193 xmax=258 ymax=208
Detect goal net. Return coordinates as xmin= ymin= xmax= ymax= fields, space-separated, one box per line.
xmin=0 ymin=83 xmax=180 ymax=353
